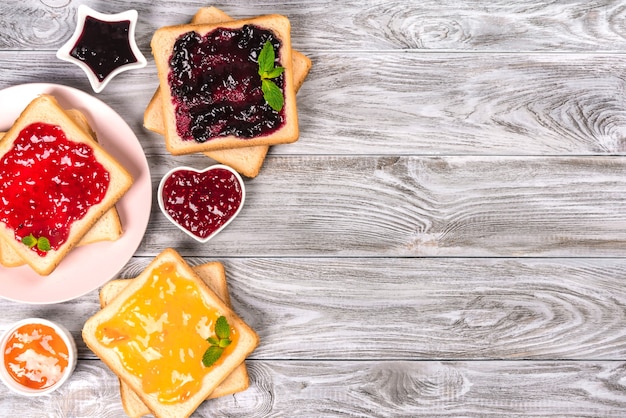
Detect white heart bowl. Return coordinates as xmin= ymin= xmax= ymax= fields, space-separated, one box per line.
xmin=158 ymin=165 xmax=246 ymax=243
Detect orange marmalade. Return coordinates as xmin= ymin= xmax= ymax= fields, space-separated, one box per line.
xmin=3 ymin=323 xmax=70 ymax=390
xmin=95 ymin=262 xmax=238 ymax=403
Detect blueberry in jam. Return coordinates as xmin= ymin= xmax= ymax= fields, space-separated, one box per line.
xmin=168 ymin=25 xmax=285 ymax=143
xmin=70 ymin=16 xmax=138 ymax=82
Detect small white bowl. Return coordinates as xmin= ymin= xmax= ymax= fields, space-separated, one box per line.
xmin=158 ymin=164 xmax=246 ymax=243
xmin=56 ymin=5 xmax=147 ymax=93
xmin=0 ymin=318 xmax=77 ymax=396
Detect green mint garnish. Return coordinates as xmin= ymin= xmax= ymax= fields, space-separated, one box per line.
xmin=37 ymin=236 xmax=51 ymax=252
xmin=258 ymin=40 xmax=285 ymax=112
xmin=202 ymin=316 xmax=232 ymax=367
xmin=22 ymin=234 xmax=50 ymax=252
xmin=202 ymin=346 xmax=224 ymax=368
xmin=22 ymin=234 xmax=37 ymax=248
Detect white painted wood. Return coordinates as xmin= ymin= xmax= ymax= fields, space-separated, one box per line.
xmin=0 ymin=0 xmax=625 ymax=416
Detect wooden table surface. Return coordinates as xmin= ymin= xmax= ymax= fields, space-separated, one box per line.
xmin=1 ymin=1 xmax=626 ymax=416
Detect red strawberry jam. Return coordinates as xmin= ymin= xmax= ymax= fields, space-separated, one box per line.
xmin=70 ymin=16 xmax=138 ymax=82
xmin=168 ymin=25 xmax=285 ymax=143
xmin=161 ymin=168 xmax=243 ymax=239
xmin=0 ymin=122 xmax=110 ymax=256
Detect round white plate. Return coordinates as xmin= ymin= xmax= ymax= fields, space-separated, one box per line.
xmin=0 ymin=83 xmax=151 ymax=304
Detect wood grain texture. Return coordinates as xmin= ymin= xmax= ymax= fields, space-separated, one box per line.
xmin=3 ymin=258 xmax=626 ymax=361
xmin=2 ymin=0 xmax=626 ymax=52
xmin=0 ymin=0 xmax=625 ymax=416
xmin=132 ymin=155 xmax=626 ymax=257
xmin=1 ymin=51 xmax=625 ymax=156
xmin=0 ymin=360 xmax=625 ymax=417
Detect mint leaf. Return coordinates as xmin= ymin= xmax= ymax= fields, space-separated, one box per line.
xmin=258 ymin=40 xmax=285 ymax=111
xmin=258 ymin=40 xmax=276 ymax=75
xmin=207 ymin=337 xmax=220 ymax=346
xmin=263 ymin=66 xmax=284 ymax=80
xmin=215 ymin=316 xmax=230 ymax=340
xmin=37 ymin=237 xmax=51 ymax=252
xmin=22 ymin=234 xmax=37 ymax=248
xmin=262 ymin=79 xmax=284 ymax=112
xmin=202 ymin=346 xmax=224 ymax=367
xmin=219 ymin=338 xmax=232 ymax=348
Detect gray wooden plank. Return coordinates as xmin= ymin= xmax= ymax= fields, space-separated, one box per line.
xmin=2 ymin=257 xmax=626 ymax=361
xmin=132 ymin=155 xmax=626 ymax=257
xmin=0 ymin=359 xmax=625 ymax=417
xmin=2 ymin=0 xmax=626 ymax=52
xmin=1 ymin=51 xmax=624 ymax=156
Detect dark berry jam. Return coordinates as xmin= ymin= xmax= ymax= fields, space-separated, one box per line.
xmin=0 ymin=123 xmax=110 ymax=256
xmin=161 ymin=168 xmax=243 ymax=239
xmin=168 ymin=25 xmax=285 ymax=143
xmin=70 ymin=16 xmax=138 ymax=82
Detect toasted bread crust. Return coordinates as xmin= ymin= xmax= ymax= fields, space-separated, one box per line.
xmin=151 ymin=14 xmax=299 ymax=155
xmin=0 ymin=95 xmax=132 ymax=275
xmin=83 ymin=249 xmax=259 ymax=418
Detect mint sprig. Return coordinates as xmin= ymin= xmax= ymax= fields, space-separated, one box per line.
xmin=258 ymin=40 xmax=285 ymax=111
xmin=22 ymin=234 xmax=51 ymax=252
xmin=202 ymin=316 xmax=232 ymax=367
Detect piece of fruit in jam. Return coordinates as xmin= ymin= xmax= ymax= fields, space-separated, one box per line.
xmin=168 ymin=24 xmax=285 ymax=143
xmin=0 ymin=122 xmax=110 ymax=256
xmin=70 ymin=16 xmax=138 ymax=82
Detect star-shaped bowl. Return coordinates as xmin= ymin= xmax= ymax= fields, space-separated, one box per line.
xmin=56 ymin=5 xmax=147 ymax=93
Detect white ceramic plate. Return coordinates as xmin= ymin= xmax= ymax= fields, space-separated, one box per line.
xmin=0 ymin=83 xmax=151 ymax=304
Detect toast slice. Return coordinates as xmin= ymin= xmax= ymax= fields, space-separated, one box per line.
xmin=151 ymin=14 xmax=299 ymax=155
xmin=0 ymin=109 xmax=123 ymax=268
xmin=144 ymin=7 xmax=311 ymax=178
xmin=0 ymin=95 xmax=133 ymax=275
xmin=83 ymin=249 xmax=259 ymax=418
xmin=100 ymin=261 xmax=250 ymax=418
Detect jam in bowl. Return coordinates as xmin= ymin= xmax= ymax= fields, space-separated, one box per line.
xmin=0 ymin=318 xmax=77 ymax=396
xmin=158 ymin=164 xmax=245 ymax=243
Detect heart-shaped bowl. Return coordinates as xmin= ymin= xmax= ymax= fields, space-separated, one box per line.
xmin=0 ymin=318 xmax=77 ymax=396
xmin=158 ymin=165 xmax=246 ymax=243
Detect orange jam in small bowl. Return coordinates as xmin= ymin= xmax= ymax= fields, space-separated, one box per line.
xmin=0 ymin=319 xmax=77 ymax=396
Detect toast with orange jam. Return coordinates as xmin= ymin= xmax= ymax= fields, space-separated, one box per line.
xmin=99 ymin=261 xmax=250 ymax=418
xmin=83 ymin=249 xmax=259 ymax=418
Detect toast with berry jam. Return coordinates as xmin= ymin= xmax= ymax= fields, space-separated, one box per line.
xmin=151 ymin=14 xmax=299 ymax=155
xmin=0 ymin=95 xmax=133 ymax=276
xmin=99 ymin=261 xmax=250 ymax=418
xmin=144 ymin=7 xmax=311 ymax=177
xmin=0 ymin=109 xmax=123 ymax=268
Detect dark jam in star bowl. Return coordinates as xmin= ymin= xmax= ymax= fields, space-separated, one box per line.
xmin=168 ymin=25 xmax=285 ymax=143
xmin=70 ymin=16 xmax=138 ymax=82
xmin=0 ymin=123 xmax=110 ymax=256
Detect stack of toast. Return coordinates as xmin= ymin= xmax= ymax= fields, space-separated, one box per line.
xmin=0 ymin=95 xmax=133 ymax=276
xmin=144 ymin=7 xmax=312 ymax=178
xmin=83 ymin=248 xmax=259 ymax=418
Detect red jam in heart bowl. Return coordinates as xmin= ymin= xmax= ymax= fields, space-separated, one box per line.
xmin=158 ymin=165 xmax=245 ymax=243
xmin=0 ymin=318 xmax=77 ymax=396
